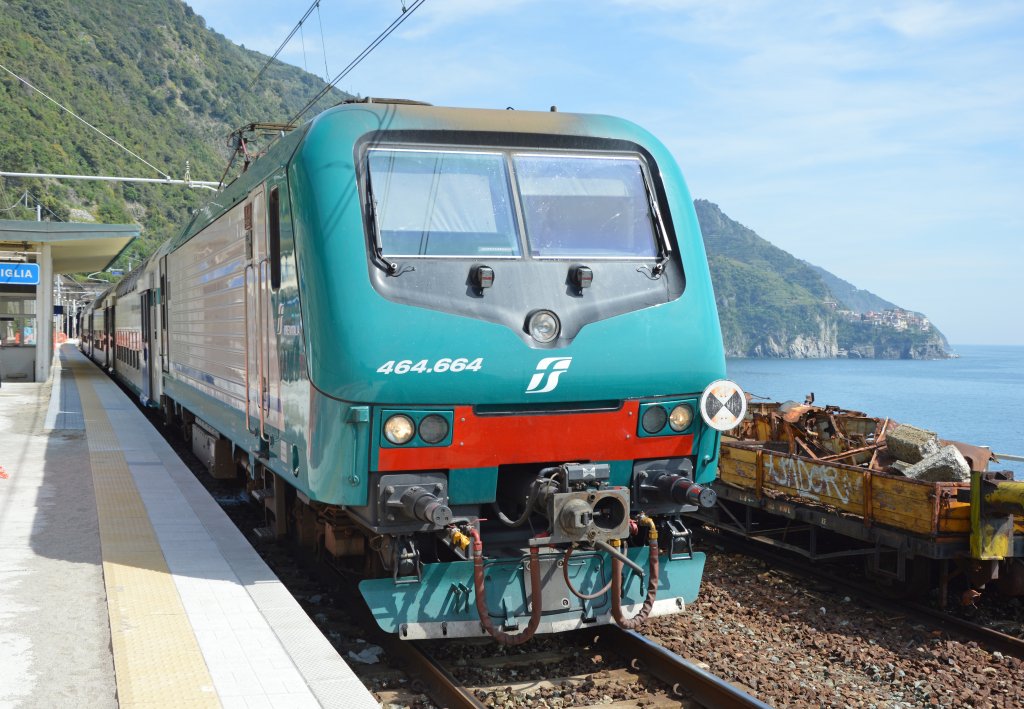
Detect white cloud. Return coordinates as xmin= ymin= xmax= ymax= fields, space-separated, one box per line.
xmin=874 ymin=1 xmax=1024 ymax=39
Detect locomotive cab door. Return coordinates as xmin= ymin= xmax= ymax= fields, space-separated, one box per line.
xmin=244 ymin=184 xmax=284 ymax=450
xmin=244 ymin=187 xmax=270 ymax=442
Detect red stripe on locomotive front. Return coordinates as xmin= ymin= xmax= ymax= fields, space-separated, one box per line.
xmin=376 ymin=401 xmax=694 ymax=471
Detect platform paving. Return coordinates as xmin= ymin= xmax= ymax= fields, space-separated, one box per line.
xmin=0 ymin=346 xmax=378 ymax=708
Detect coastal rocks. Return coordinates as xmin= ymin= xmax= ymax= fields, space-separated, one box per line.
xmin=910 ymin=342 xmax=950 ymax=360
xmin=903 ymin=445 xmax=971 ymax=483
xmin=736 ymin=331 xmax=949 ymax=360
xmin=845 ymin=343 xmax=945 ymax=360
xmin=886 ymin=424 xmax=940 ymax=464
xmin=750 ymin=335 xmax=838 ymax=358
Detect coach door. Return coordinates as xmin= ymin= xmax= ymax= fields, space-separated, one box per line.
xmin=140 ymin=291 xmax=152 ymax=404
xmin=159 ymin=256 xmax=169 ymax=375
xmin=105 ymin=304 xmax=114 ymax=371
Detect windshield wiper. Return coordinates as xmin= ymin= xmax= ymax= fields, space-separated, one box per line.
xmin=365 ymin=170 xmax=398 ymax=275
xmin=643 ymin=180 xmax=672 ymax=279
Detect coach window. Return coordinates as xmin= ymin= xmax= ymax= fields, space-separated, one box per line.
xmin=268 ymin=186 xmax=281 ymax=290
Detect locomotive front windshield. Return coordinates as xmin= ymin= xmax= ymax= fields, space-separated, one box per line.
xmin=368 ymin=149 xmax=521 ymax=257
xmin=367 ymin=148 xmax=662 ymax=259
xmin=512 ymin=154 xmax=658 ymax=258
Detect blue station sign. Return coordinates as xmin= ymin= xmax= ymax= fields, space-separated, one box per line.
xmin=0 ymin=262 xmax=40 ymax=285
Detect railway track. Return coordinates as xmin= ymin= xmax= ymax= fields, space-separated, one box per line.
xmin=701 ymin=527 xmax=1024 ymax=661
xmin=370 ymin=624 xmax=772 ymax=708
xmin=592 ymin=627 xmax=773 ymax=709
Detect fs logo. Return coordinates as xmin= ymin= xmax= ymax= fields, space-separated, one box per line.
xmin=525 ymin=357 xmax=572 ymax=394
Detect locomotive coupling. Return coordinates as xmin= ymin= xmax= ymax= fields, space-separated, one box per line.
xmin=372 ymin=472 xmax=453 ymax=530
xmin=530 ymin=463 xmax=631 ymax=545
xmin=656 ymin=474 xmax=717 ymax=508
xmin=633 ymin=458 xmax=716 ymax=510
xmin=397 ymin=485 xmax=453 ymax=527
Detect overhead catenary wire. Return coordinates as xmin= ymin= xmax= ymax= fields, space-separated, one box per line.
xmin=27 ymin=192 xmax=64 ymax=221
xmin=0 ymin=190 xmax=58 ymax=219
xmin=0 ymin=170 xmax=220 ymax=190
xmin=0 ymin=61 xmax=173 ymax=181
xmin=287 ymin=0 xmax=428 ymax=127
xmin=317 ymin=3 xmax=331 ymax=81
xmin=300 ymin=23 xmax=310 ymax=73
xmin=247 ymin=0 xmax=325 ymax=91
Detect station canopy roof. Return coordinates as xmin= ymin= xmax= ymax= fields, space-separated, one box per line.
xmin=0 ymin=220 xmax=138 ymax=274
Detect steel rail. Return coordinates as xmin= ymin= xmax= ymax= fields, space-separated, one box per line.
xmin=905 ymin=598 xmax=1024 ymax=660
xmin=384 ymin=638 xmax=485 ymax=709
xmin=707 ymin=530 xmax=1024 ymax=660
xmin=594 ymin=626 xmax=773 ymax=709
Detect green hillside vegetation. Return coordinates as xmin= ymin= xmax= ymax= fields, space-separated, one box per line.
xmin=696 ymin=199 xmax=831 ymax=301
xmin=0 ymin=0 xmax=348 ymax=275
xmin=709 ymin=255 xmax=829 ymax=352
xmin=808 ymin=264 xmax=897 ymax=315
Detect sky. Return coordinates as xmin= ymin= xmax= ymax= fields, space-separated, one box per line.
xmin=186 ymin=0 xmax=1023 ymax=346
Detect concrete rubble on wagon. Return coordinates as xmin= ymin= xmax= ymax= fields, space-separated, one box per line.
xmin=885 ymin=424 xmax=940 ymax=465
xmin=902 ymin=445 xmax=971 ymax=483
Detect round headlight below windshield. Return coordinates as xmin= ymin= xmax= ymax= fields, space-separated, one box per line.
xmin=418 ymin=414 xmax=450 ymax=444
xmin=641 ymin=405 xmax=668 ymax=434
xmin=384 ymin=414 xmax=415 ymax=445
xmin=527 ymin=310 xmax=560 ymax=344
xmin=669 ymin=404 xmax=694 ymax=432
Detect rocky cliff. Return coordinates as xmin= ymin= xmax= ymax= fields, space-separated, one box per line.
xmin=696 ymin=200 xmax=949 ymax=359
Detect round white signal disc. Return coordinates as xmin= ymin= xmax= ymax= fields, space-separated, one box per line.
xmin=700 ymin=379 xmax=747 ymax=431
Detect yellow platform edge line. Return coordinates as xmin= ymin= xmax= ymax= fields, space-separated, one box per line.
xmin=74 ymin=359 xmax=221 ymax=708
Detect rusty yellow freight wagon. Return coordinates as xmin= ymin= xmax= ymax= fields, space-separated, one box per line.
xmin=692 ymin=401 xmax=1024 ymax=606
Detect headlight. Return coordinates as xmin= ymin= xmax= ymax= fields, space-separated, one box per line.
xmin=418 ymin=414 xmax=449 ymax=444
xmin=668 ymin=403 xmax=693 ymax=431
xmin=641 ymin=405 xmax=668 ymax=434
xmin=700 ymin=379 xmax=747 ymax=431
xmin=527 ymin=309 xmax=560 ymax=343
xmin=383 ymin=414 xmax=415 ymax=445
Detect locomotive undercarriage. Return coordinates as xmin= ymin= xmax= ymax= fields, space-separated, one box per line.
xmin=304 ymin=460 xmax=711 ymax=642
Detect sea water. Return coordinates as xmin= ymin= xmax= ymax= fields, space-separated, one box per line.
xmin=726 ymin=345 xmax=1024 ymax=474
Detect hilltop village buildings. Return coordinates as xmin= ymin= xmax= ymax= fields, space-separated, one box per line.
xmin=861 ymin=309 xmax=931 ymax=332
xmin=823 ymin=298 xmax=932 ymax=333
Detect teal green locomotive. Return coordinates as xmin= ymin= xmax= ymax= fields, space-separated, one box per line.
xmin=82 ymin=100 xmax=746 ymax=642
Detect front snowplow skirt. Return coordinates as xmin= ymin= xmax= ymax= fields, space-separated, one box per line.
xmin=359 ymin=546 xmax=705 ymax=640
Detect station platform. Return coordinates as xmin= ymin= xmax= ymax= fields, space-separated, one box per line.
xmin=0 ymin=345 xmax=378 ymax=708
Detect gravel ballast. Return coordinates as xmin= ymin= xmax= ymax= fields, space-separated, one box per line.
xmin=645 ymin=551 xmax=1023 ymax=709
